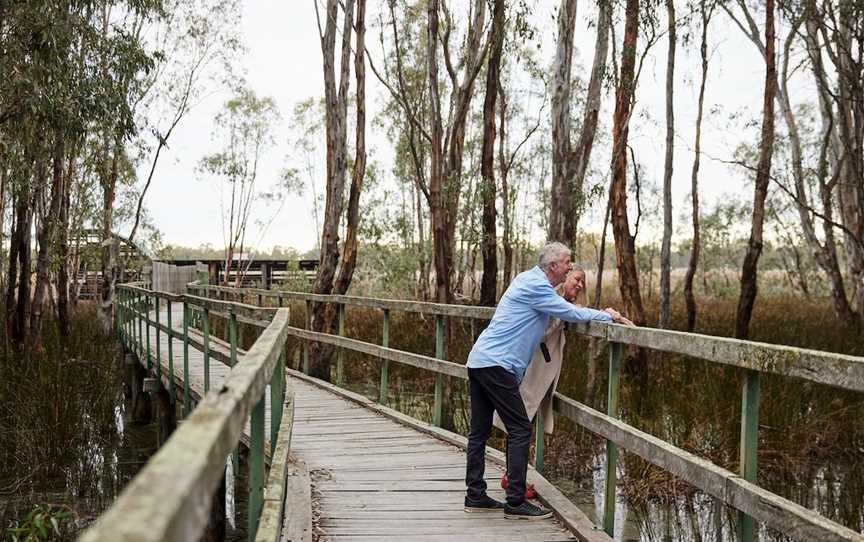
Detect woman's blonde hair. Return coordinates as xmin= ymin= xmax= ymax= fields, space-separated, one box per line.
xmin=555 ymin=266 xmax=587 ymax=303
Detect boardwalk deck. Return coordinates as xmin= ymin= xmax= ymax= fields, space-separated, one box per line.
xmin=138 ymin=303 xmax=584 ymax=541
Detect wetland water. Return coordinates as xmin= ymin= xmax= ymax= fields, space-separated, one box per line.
xmin=0 ymin=331 xmax=250 ymax=541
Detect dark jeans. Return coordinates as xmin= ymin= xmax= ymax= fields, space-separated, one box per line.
xmin=465 ymin=366 xmax=532 ymax=507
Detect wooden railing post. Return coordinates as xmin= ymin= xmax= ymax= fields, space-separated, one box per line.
xmin=249 ymin=394 xmax=265 ymax=540
xmin=603 ymin=342 xmax=622 ymax=537
xmin=228 ymin=305 xmax=240 ymax=475
xmin=145 ymin=293 xmax=152 ymax=371
xmin=534 ymin=409 xmax=544 ymax=473
xmin=137 ymin=292 xmax=142 ymax=356
xmin=182 ymin=300 xmax=190 ymax=408
xmin=154 ymin=297 xmax=161 ymax=380
xmin=271 ymin=351 xmax=284 ymax=456
xmin=738 ymin=369 xmax=760 ymax=542
xmin=433 ymin=315 xmax=444 ymax=427
xmin=166 ymin=299 xmax=175 ymax=404
xmin=336 ymin=303 xmax=345 ymax=386
xmin=303 ymin=300 xmax=311 ymax=374
xmin=203 ymin=307 xmax=211 ymax=392
xmin=378 ymin=308 xmax=390 ymax=404
xmin=229 ymin=308 xmax=238 ymax=367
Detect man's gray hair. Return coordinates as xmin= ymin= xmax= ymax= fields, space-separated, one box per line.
xmin=538 ymin=242 xmax=571 ymax=270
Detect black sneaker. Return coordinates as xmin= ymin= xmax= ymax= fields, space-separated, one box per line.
xmin=504 ymin=501 xmax=553 ymax=520
xmin=464 ymin=494 xmax=505 ymax=513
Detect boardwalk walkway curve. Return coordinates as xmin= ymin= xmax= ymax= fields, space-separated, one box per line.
xmin=80 ymin=279 xmax=864 ymax=542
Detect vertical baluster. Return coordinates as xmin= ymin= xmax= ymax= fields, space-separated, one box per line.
xmin=603 ymin=342 xmax=622 ymax=536
xmin=336 ymin=303 xmax=345 ymax=385
xmin=249 ymin=394 xmax=265 ymax=539
xmin=166 ymin=299 xmax=175 ymax=404
xmin=203 ymin=307 xmax=211 ymax=392
xmin=378 ymin=308 xmax=390 ymax=404
xmin=229 ymin=308 xmax=238 ymax=367
xmin=303 ymin=300 xmax=311 ymax=374
xmin=145 ymin=293 xmax=151 ymax=372
xmin=229 ymin=305 xmax=239 ymax=475
xmin=137 ymin=292 xmax=143 ymax=359
xmin=534 ymin=408 xmax=545 ymax=473
xmin=155 ymin=297 xmax=161 ymax=380
xmin=271 ymin=351 xmax=284 ymax=456
xmin=737 ymin=369 xmax=760 ymax=542
xmin=433 ymin=314 xmax=444 ymax=427
xmin=258 ymin=293 xmax=263 ymax=306
xmin=183 ymin=300 xmax=190 ymax=408
xmin=277 ymin=295 xmax=283 ymax=308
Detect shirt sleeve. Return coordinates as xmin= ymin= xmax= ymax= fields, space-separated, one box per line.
xmin=530 ymin=282 xmax=613 ymax=323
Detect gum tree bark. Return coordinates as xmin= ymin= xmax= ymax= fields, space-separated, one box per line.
xmin=549 ymin=0 xmax=610 ymax=246
xmin=610 ymin=0 xmax=646 ymax=327
xmin=333 ymin=0 xmax=366 ymax=297
xmin=735 ymin=0 xmax=776 ymax=340
xmin=684 ymin=0 xmax=715 ymax=332
xmin=479 ymin=0 xmax=505 ymax=306
xmin=30 ymin=139 xmax=65 ymax=350
xmin=310 ymin=0 xmax=355 ymax=381
xmin=659 ymin=0 xmax=676 ymax=329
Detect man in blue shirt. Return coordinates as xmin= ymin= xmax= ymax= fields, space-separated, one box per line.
xmin=464 ymin=242 xmax=628 ymax=519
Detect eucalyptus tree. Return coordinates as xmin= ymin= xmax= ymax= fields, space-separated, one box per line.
xmin=683 ymin=0 xmax=718 ymax=332
xmin=658 ymin=0 xmax=677 ymax=329
xmin=1 ymin=0 xmax=161 ymax=349
xmin=309 ymin=0 xmax=368 ymax=381
xmin=197 ymin=87 xmax=280 ymax=286
xmin=478 ymin=0 xmax=505 ymax=306
xmin=549 ymin=0 xmax=611 ymax=247
xmin=728 ymin=0 xmax=777 ymax=340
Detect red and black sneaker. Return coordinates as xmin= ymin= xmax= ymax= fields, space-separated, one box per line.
xmin=500 ymin=474 xmax=537 ymax=499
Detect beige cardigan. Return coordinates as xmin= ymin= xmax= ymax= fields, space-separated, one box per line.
xmin=492 ymin=318 xmax=566 ymax=435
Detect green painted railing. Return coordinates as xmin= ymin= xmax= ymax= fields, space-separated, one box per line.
xmin=82 ymin=283 xmax=295 ymax=542
xmin=187 ymin=283 xmax=864 ymax=542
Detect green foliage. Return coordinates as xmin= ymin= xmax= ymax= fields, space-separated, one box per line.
xmin=6 ymin=505 xmax=73 ymax=542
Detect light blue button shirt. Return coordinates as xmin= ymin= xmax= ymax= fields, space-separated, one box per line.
xmin=466 ymin=266 xmax=613 ymax=382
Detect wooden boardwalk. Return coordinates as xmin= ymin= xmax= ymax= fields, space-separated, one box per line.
xmin=139 ymin=303 xmax=580 ymax=541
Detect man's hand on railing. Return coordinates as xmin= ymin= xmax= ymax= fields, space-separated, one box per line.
xmin=603 ymin=307 xmax=635 ymax=326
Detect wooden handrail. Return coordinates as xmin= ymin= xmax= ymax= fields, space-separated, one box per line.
xmin=83 ymin=297 xmax=291 ymax=541
xmin=186 ymin=283 xmax=864 ymax=393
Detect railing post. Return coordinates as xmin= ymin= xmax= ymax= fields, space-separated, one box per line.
xmin=336 ymin=303 xmax=345 ymax=386
xmin=534 ymin=408 xmax=544 ymax=473
xmin=183 ymin=300 xmax=190 ymax=408
xmin=737 ymin=369 xmax=761 ymax=542
xmin=603 ymin=342 xmax=622 ymax=537
xmin=249 ymin=394 xmax=265 ymax=540
xmin=379 ymin=308 xmax=390 ymax=404
xmin=166 ymin=299 xmax=175 ymax=404
xmin=271 ymin=351 xmax=284 ymax=456
xmin=229 ymin=308 xmax=238 ymax=367
xmin=154 ymin=297 xmax=161 ymax=380
xmin=203 ymin=307 xmax=211 ymax=393
xmin=145 ymin=293 xmax=151 ymax=372
xmin=303 ymin=300 xmax=311 ymax=374
xmin=137 ymin=292 xmax=143 ymax=361
xmin=229 ymin=305 xmax=239 ymax=476
xmin=433 ymin=314 xmax=444 ymax=427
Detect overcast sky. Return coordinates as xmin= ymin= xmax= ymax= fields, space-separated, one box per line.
xmin=140 ymin=1 xmax=785 ymax=253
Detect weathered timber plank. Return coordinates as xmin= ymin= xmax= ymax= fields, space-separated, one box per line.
xmin=288 ymin=371 xmax=610 ymax=542
xmin=606 ymin=324 xmax=864 ymax=392
xmin=552 ymin=394 xmax=864 ymax=542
